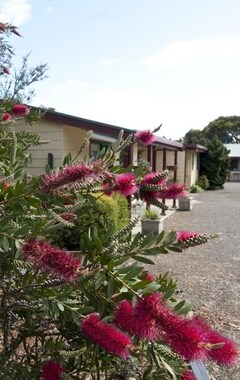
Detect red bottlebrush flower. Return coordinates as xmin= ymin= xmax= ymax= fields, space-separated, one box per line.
xmin=2 ymin=113 xmax=12 ymax=122
xmin=12 ymin=104 xmax=30 ymax=117
xmin=3 ymin=182 xmax=10 ymax=189
xmin=81 ymin=313 xmax=132 ymax=358
xmin=41 ymin=360 xmax=66 ymax=380
xmin=136 ymin=293 xmax=208 ymax=360
xmin=2 ymin=67 xmax=10 ymax=74
xmin=193 ymin=317 xmax=239 ymax=365
xmin=60 ymin=212 xmax=77 ymax=223
xmin=139 ymin=172 xmax=165 ymax=205
xmin=42 ymin=161 xmax=108 ymax=193
xmin=135 ymin=130 xmax=156 ymax=146
xmin=159 ymin=182 xmax=186 ymax=199
xmin=115 ymin=173 xmax=138 ymax=196
xmin=181 ymin=370 xmax=196 ymax=380
xmin=11 ymin=27 xmax=22 ymax=37
xmin=142 ymin=271 xmax=156 ymax=282
xmin=114 ymin=300 xmax=159 ymax=341
xmin=22 ymin=239 xmax=81 ymax=281
xmin=0 ymin=22 xmax=6 ymax=32
xmin=177 ymin=231 xmax=210 ymax=249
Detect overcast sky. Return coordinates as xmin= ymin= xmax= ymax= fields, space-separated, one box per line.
xmin=1 ymin=0 xmax=240 ymax=139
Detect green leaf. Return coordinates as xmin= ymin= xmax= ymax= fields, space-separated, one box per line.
xmin=57 ymin=302 xmax=64 ymax=311
xmin=134 ymin=255 xmax=155 ymax=265
xmin=2 ymin=236 xmax=10 ymax=251
xmin=124 ymin=266 xmax=144 ymax=280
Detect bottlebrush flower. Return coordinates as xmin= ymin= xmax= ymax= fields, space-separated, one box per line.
xmin=42 ymin=161 xmax=109 ymax=193
xmin=177 ymin=231 xmax=210 ymax=249
xmin=181 ymin=370 xmax=196 ymax=380
xmin=139 ymin=172 xmax=165 ymax=204
xmin=135 ymin=130 xmax=156 ymax=146
xmin=12 ymin=104 xmax=30 ymax=117
xmin=0 ymin=22 xmax=6 ymax=32
xmin=22 ymin=238 xmax=81 ymax=281
xmin=41 ymin=360 xmax=66 ymax=380
xmin=159 ymin=183 xmax=186 ymax=199
xmin=81 ymin=313 xmax=132 ymax=358
xmin=115 ymin=173 xmax=138 ymax=196
xmin=2 ymin=113 xmax=12 ymax=122
xmin=2 ymin=67 xmax=10 ymax=74
xmin=114 ymin=300 xmax=160 ymax=341
xmin=136 ymin=293 xmax=208 ymax=360
xmin=192 ymin=316 xmax=238 ymax=365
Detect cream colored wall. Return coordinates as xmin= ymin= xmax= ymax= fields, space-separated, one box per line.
xmin=176 ymin=151 xmax=185 ymax=183
xmin=184 ymin=150 xmax=199 ymax=188
xmin=132 ymin=143 xmax=139 ymax=166
xmin=63 ymin=125 xmax=89 ymax=161
xmin=14 ymin=119 xmax=63 ymax=176
xmin=155 ymin=150 xmax=163 ymax=171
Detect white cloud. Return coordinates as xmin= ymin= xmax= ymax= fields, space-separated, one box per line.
xmin=101 ymin=58 xmax=119 ymax=67
xmin=46 ymin=5 xmax=53 ymax=14
xmin=0 ymin=0 xmax=32 ymax=25
xmin=143 ymin=35 xmax=240 ymax=70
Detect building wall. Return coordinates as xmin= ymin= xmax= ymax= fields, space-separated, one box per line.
xmin=184 ymin=150 xmax=200 ymax=188
xmin=14 ymin=119 xmax=63 ymax=176
xmin=63 ymin=125 xmax=89 ymax=161
xmin=176 ymin=151 xmax=185 ymax=183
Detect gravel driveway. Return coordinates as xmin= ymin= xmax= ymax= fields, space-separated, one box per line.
xmin=153 ymin=182 xmax=240 ymax=380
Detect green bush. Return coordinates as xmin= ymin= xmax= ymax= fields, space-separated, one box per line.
xmin=196 ymin=175 xmax=209 ymax=189
xmin=141 ymin=208 xmax=160 ymax=220
xmin=189 ymin=184 xmax=203 ymax=193
xmin=50 ymin=193 xmax=129 ymax=250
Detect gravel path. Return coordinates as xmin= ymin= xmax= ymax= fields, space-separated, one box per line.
xmin=153 ymin=182 xmax=240 ymax=380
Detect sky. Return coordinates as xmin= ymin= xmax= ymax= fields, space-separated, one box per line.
xmin=1 ymin=0 xmax=240 ymax=140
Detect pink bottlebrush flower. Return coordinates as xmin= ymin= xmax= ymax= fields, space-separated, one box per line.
xmin=139 ymin=172 xmax=165 ymax=204
xmin=177 ymin=231 xmax=210 ymax=249
xmin=3 ymin=182 xmax=10 ymax=189
xmin=136 ymin=293 xmax=208 ymax=361
xmin=193 ymin=317 xmax=239 ymax=365
xmin=41 ymin=360 xmax=66 ymax=380
xmin=115 ymin=173 xmax=138 ymax=196
xmin=42 ymin=162 xmax=108 ymax=193
xmin=159 ymin=183 xmax=186 ymax=199
xmin=135 ymin=130 xmax=156 ymax=146
xmin=11 ymin=27 xmax=22 ymax=37
xmin=59 ymin=212 xmax=77 ymax=223
xmin=12 ymin=104 xmax=30 ymax=117
xmin=142 ymin=271 xmax=156 ymax=282
xmin=181 ymin=370 xmax=197 ymax=380
xmin=22 ymin=239 xmax=81 ymax=281
xmin=81 ymin=313 xmax=132 ymax=358
xmin=2 ymin=113 xmax=12 ymax=122
xmin=0 ymin=22 xmax=6 ymax=32
xmin=2 ymin=67 xmax=10 ymax=74
xmin=114 ymin=300 xmax=159 ymax=341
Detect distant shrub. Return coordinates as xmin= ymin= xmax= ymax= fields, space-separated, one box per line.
xmin=112 ymin=193 xmax=130 ymax=229
xmin=189 ymin=184 xmax=203 ymax=193
xmin=197 ymin=175 xmax=209 ymax=189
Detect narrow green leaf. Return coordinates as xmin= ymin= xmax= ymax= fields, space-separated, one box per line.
xmin=134 ymin=255 xmax=155 ymax=265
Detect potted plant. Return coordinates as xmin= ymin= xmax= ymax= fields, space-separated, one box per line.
xmin=141 ymin=208 xmax=163 ymax=235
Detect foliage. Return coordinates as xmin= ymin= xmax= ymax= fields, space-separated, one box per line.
xmin=183 ymin=124 xmax=231 ymax=189
xmin=201 ymin=138 xmax=230 ymax=189
xmin=196 ymin=175 xmax=209 ymax=190
xmin=203 ymin=116 xmax=240 ymax=144
xmin=141 ymin=208 xmax=160 ymax=220
xmin=48 ymin=193 xmax=129 ymax=250
xmin=189 ymin=184 xmax=203 ymax=193
xmin=0 ymin=22 xmax=237 ymax=380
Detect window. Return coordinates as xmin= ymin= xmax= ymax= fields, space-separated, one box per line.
xmin=230 ymin=158 xmax=239 ymax=171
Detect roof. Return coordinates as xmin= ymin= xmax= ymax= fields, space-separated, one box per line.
xmin=184 ymin=144 xmax=208 ymax=152
xmin=41 ymin=108 xmax=184 ymax=150
xmin=225 ymin=143 xmax=240 ymax=157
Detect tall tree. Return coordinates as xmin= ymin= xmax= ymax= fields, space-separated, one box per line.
xmin=203 ymin=116 xmax=240 ymax=143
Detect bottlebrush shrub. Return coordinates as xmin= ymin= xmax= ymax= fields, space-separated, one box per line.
xmin=0 ymin=26 xmax=238 ymax=380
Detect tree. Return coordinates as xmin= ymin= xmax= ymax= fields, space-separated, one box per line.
xmin=0 ymin=53 xmax=48 ymax=103
xmin=203 ymin=116 xmax=240 ymax=144
xmin=201 ymin=137 xmax=230 ymax=189
xmin=183 ymin=124 xmax=231 ymax=189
